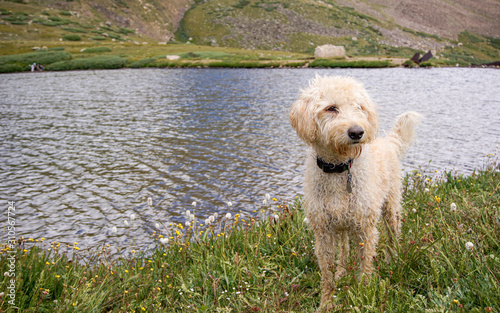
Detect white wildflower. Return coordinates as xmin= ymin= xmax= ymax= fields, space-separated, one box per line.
xmin=265 ymin=193 xmax=271 ymax=201
xmin=227 ymin=201 xmax=233 ymax=207
xmin=124 ymin=220 xmax=129 ymax=226
xmin=209 ymin=215 xmax=215 ymax=223
xmin=424 ymin=188 xmax=430 ymax=192
xmin=192 ymin=201 xmax=197 ymax=207
xmin=155 ymin=223 xmax=160 ymax=229
xmin=303 ymin=217 xmax=309 ymax=224
xmin=148 ymin=197 xmax=153 ymax=207
xmin=160 ymin=238 xmax=169 ymax=244
xmin=225 ymin=213 xmax=232 ymax=220
xmin=263 ymin=199 xmax=268 ymax=206
xmin=214 ymin=213 xmax=218 ymax=219
xmin=273 ymin=214 xmax=279 ymax=222
xmin=450 ymin=203 xmax=457 ymax=212
xmin=185 ymin=221 xmax=191 ymax=227
xmin=130 ymin=213 xmax=136 ymax=221
xmin=412 ymin=208 xmax=417 ymax=213
xmin=205 ymin=218 xmax=211 ymax=226
xmin=112 ymin=226 xmax=117 ymax=233
xmin=465 ymin=242 xmax=474 ymax=251
xmin=186 ymin=210 xmax=191 ymax=217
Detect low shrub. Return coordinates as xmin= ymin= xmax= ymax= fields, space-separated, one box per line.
xmin=63 ymin=34 xmax=81 ymax=41
xmin=117 ymin=27 xmax=135 ymax=35
xmin=107 ymin=32 xmax=125 ymax=41
xmin=1 ymin=12 xmax=29 ymax=24
xmin=233 ymin=0 xmax=250 ymax=8
xmin=0 ymin=64 xmax=24 ymax=73
xmin=81 ymin=47 xmax=112 ymax=53
xmin=61 ymin=27 xmax=86 ymax=33
xmin=403 ymin=60 xmax=416 ymax=68
xmin=129 ymin=58 xmax=157 ymax=68
xmin=178 ymin=51 xmax=235 ymax=60
xmin=0 ymin=51 xmax=72 ymax=67
xmin=47 ymin=47 xmax=65 ymax=51
xmin=284 ymin=61 xmax=306 ymax=68
xmin=419 ymin=61 xmax=434 ymax=67
xmin=45 ymin=55 xmax=127 ymax=71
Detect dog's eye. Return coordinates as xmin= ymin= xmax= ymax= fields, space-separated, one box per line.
xmin=326 ymin=106 xmax=338 ymax=113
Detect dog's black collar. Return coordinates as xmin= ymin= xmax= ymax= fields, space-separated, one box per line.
xmin=316 ymin=157 xmax=353 ymax=174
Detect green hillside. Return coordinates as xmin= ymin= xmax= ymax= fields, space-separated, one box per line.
xmin=0 ymin=0 xmax=498 ymax=72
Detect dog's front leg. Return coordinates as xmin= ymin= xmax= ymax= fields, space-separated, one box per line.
xmin=359 ymin=225 xmax=379 ymax=280
xmin=334 ymin=231 xmax=349 ymax=280
xmin=314 ymin=230 xmax=336 ymax=305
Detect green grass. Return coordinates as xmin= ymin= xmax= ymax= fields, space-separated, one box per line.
xmin=1 ymin=158 xmax=498 ymax=312
xmin=309 ymin=59 xmax=393 ymax=68
xmin=0 ymin=50 xmax=72 ymax=72
xmin=45 ymin=55 xmax=127 ymax=71
xmin=129 ymin=57 xmax=157 ymax=68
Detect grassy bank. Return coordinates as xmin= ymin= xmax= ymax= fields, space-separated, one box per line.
xmin=1 ymin=160 xmax=499 ymax=312
xmin=1 ymin=40 xmax=497 ymax=73
xmin=0 ymin=44 xmax=404 ymax=73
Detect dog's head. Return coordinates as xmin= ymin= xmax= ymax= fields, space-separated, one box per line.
xmin=289 ymin=75 xmax=378 ymax=158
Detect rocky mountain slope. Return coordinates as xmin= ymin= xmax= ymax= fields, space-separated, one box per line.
xmin=0 ymin=0 xmax=498 ymax=64
xmin=180 ymin=0 xmax=499 ymax=55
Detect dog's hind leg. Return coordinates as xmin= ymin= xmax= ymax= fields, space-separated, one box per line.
xmin=382 ymin=191 xmax=402 ymax=261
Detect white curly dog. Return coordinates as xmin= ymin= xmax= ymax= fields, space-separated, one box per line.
xmin=289 ymin=75 xmax=421 ymax=306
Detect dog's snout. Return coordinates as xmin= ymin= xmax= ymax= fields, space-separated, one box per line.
xmin=348 ymin=126 xmax=364 ymax=140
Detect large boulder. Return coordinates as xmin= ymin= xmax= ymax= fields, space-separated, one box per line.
xmin=314 ymin=45 xmax=346 ymax=58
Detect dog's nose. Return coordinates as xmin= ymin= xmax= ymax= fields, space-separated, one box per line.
xmin=348 ymin=126 xmax=364 ymax=140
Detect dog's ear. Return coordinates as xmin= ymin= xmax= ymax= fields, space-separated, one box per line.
xmin=359 ymin=95 xmax=379 ymax=142
xmin=289 ymin=89 xmax=319 ymax=144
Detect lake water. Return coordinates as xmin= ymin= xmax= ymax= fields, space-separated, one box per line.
xmin=0 ymin=68 xmax=499 ymax=250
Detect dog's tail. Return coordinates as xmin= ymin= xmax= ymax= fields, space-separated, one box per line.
xmin=387 ymin=111 xmax=422 ymax=158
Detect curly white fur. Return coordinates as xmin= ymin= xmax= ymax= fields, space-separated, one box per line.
xmin=289 ymin=75 xmax=421 ymax=306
